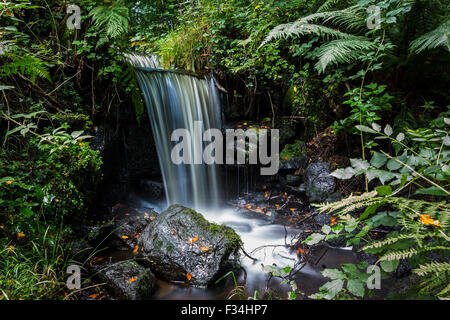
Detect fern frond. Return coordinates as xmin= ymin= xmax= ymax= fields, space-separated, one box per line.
xmin=362 ymin=233 xmax=429 ymax=251
xmin=413 ymin=261 xmax=450 ymax=276
xmin=317 ymin=0 xmax=357 ymax=13
xmin=315 ymin=38 xmax=378 ymax=73
xmin=88 ymin=1 xmax=129 ymax=45
xmin=0 ymin=41 xmax=15 ymax=55
xmin=314 ymin=190 xmax=380 ymax=215
xmin=261 ymin=21 xmax=358 ymax=47
xmin=300 ymin=5 xmax=366 ymax=30
xmin=409 ymin=19 xmax=450 ymax=53
xmin=0 ymin=53 xmax=51 ymax=84
xmin=378 ymin=246 xmax=450 ymax=262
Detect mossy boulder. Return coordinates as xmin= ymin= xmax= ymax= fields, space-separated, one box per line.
xmin=137 ymin=204 xmax=242 ymax=286
xmin=97 ymin=260 xmax=156 ymax=300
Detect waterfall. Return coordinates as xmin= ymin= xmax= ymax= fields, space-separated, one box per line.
xmin=126 ymin=54 xmax=222 ymax=209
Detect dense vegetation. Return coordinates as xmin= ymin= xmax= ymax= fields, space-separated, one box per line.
xmin=0 ymin=0 xmax=449 ymax=299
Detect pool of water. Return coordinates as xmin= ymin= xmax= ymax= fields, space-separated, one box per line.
xmin=119 ymin=193 xmax=357 ymax=300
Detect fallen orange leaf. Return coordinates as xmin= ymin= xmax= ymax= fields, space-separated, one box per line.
xmin=188 ymin=237 xmax=199 ymax=245
xmin=186 ymin=272 xmax=192 ymax=281
xmin=201 ymin=246 xmax=209 ymax=252
xmin=121 ymin=235 xmax=129 ymax=239
xmin=127 ymin=277 xmax=138 ymax=284
xmin=88 ymin=293 xmax=99 ymax=299
xmin=133 ymin=245 xmax=139 ymax=253
xmin=420 ymin=214 xmax=442 ymax=227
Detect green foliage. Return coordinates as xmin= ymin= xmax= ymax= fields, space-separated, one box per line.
xmin=331 ymin=118 xmax=450 ymax=193
xmin=333 ymin=83 xmax=394 ymax=135
xmin=280 ymin=139 xmax=306 ymax=160
xmin=88 ymin=0 xmax=130 ymax=47
xmin=310 ymin=262 xmax=371 ymax=299
xmin=262 ymin=264 xmax=301 ymax=300
xmin=409 ymin=19 xmax=450 ymax=54
xmin=306 ymin=115 xmax=449 ymax=299
xmin=0 ymin=226 xmax=70 ymax=300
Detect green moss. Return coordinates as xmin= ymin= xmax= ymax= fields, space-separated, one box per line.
xmin=280 ymin=139 xmax=306 ymax=160
xmin=181 ymin=207 xmax=242 ymax=251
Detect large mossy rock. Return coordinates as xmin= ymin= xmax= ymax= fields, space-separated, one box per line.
xmin=137 ymin=204 xmax=242 ymax=286
xmin=97 ymin=260 xmax=156 ymax=300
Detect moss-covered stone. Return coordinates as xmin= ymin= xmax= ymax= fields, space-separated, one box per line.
xmin=138 ymin=204 xmax=242 ymax=287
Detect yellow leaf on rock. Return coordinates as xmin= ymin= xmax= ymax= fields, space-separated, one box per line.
xmin=121 ymin=235 xmax=129 ymax=239
xmin=133 ymin=245 xmax=139 ymax=253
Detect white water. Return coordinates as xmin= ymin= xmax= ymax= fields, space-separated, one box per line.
xmin=126 ymin=54 xmax=222 ymax=209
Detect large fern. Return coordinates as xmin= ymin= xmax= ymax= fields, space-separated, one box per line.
xmin=260 ymin=3 xmax=378 ymax=73
xmin=261 ymin=0 xmax=446 ymax=73
xmin=0 ymin=53 xmax=51 ymax=84
xmin=409 ymin=19 xmax=450 ymax=53
xmin=88 ymin=0 xmax=130 ymax=47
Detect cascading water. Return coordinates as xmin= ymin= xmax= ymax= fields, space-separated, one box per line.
xmin=124 ymin=54 xmax=356 ymax=299
xmin=125 ymin=54 xmax=221 ymax=209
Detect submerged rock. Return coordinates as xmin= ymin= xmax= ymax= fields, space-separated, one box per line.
xmin=137 ymin=204 xmax=242 ymax=286
xmin=97 ymin=260 xmax=156 ymax=300
xmin=300 ymin=162 xmax=341 ymax=203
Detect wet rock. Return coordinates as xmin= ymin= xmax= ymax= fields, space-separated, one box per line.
xmin=353 ymin=243 xmax=378 ymax=266
xmin=97 ymin=260 xmax=156 ymax=300
xmin=285 ymin=174 xmax=301 ymax=186
xmin=279 ymin=121 xmax=296 ymax=148
xmin=393 ymin=259 xmax=412 ymax=278
xmin=71 ymin=223 xmax=114 ymax=247
xmin=139 ymin=179 xmax=164 ymax=200
xmin=109 ymin=208 xmax=157 ymax=250
xmin=138 ymin=204 xmax=242 ymax=286
xmin=279 ymin=158 xmax=307 ymax=170
xmin=300 ymin=162 xmax=341 ymax=203
xmin=123 ymin=124 xmax=160 ymax=179
xmin=236 ymin=207 xmax=277 ymax=223
xmin=313 ymin=212 xmax=331 ymax=226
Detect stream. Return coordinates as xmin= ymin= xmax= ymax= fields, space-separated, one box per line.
xmin=113 ymin=192 xmax=358 ymax=300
